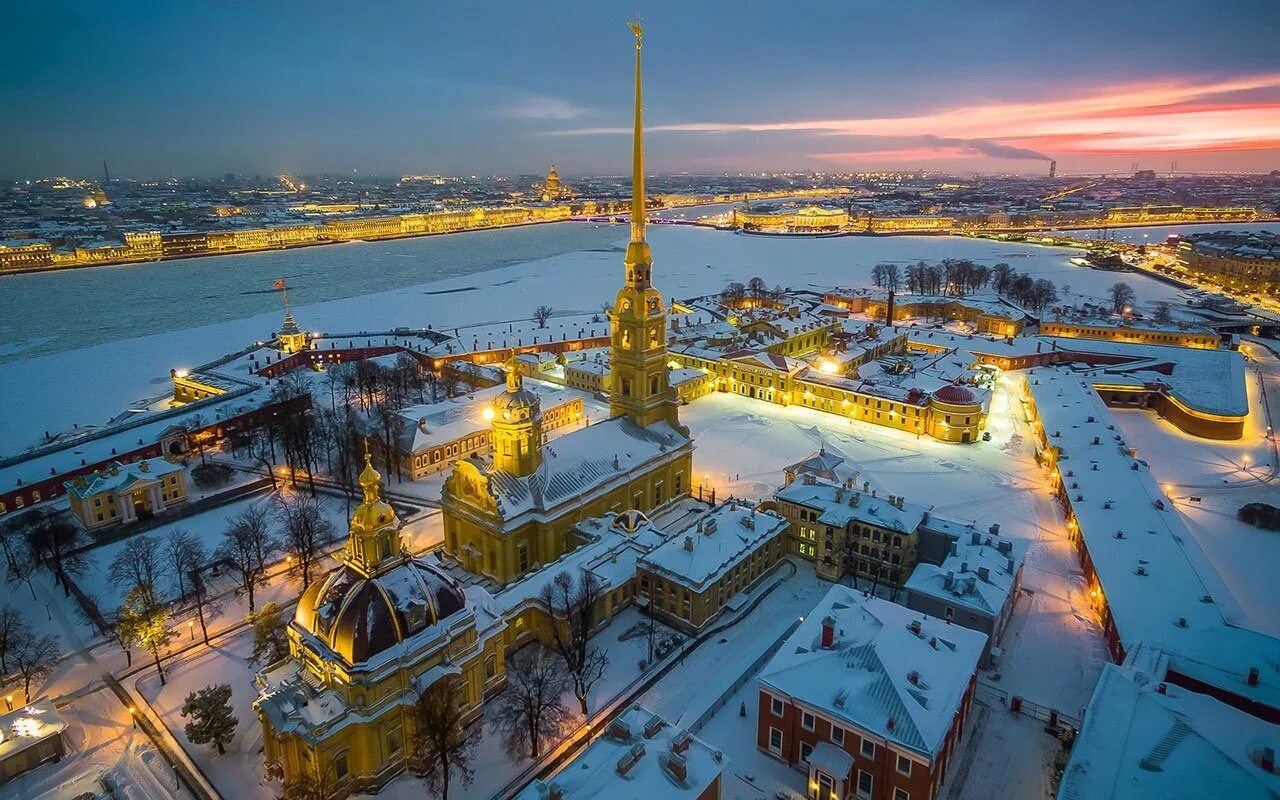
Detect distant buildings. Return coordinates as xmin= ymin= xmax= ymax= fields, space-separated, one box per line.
xmin=1178 ymin=230 xmax=1280 ymax=295
xmin=1040 ymin=313 xmax=1220 ymax=350
xmin=756 ymin=587 xmax=986 ymax=800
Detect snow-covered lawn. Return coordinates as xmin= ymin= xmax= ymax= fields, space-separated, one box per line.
xmin=74 ymin=490 xmax=348 ymax=615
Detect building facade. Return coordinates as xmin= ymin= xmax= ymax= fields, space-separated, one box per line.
xmin=64 ymin=458 xmax=188 ymax=529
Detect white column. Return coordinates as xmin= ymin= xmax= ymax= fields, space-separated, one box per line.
xmin=151 ymin=484 xmax=166 ymax=513
xmin=118 ymin=494 xmax=135 ymax=523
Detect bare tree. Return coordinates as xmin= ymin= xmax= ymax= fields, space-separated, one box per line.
xmin=247 ymin=425 xmax=280 ymax=490
xmin=117 ymin=586 xmax=175 ymax=684
xmin=0 ymin=605 xmax=29 ymax=674
xmin=1108 ymin=282 xmax=1137 ymax=314
xmin=493 ymin=647 xmax=572 ymax=759
xmin=276 ymin=493 xmax=335 ymax=590
xmin=215 ymin=503 xmax=275 ymax=612
xmin=412 ymin=676 xmax=478 ymax=800
xmin=108 ymin=534 xmax=162 ymax=608
xmin=11 ymin=631 xmax=58 ymax=702
xmin=721 ymin=281 xmax=746 ymax=304
xmin=539 ymin=571 xmax=608 ymax=715
xmin=22 ymin=509 xmax=92 ymax=596
xmin=1152 ymin=302 xmax=1173 ymax=324
xmin=532 ymin=305 xmax=554 ymax=328
xmin=164 ymin=528 xmax=206 ymax=606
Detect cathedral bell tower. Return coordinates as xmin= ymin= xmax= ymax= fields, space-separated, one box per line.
xmin=609 ymin=21 xmax=684 ymax=433
xmin=489 ymin=352 xmax=544 ymax=476
xmin=344 ymin=443 xmax=404 ymax=578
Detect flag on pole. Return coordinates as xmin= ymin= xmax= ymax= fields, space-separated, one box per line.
xmin=273 ymin=278 xmax=286 ymax=290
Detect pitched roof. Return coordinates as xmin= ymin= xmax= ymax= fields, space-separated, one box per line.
xmin=759 ymin=586 xmax=985 ymax=758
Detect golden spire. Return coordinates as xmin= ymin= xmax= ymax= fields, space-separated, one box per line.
xmin=505 ymin=348 xmax=521 ymax=392
xmin=624 ymin=19 xmax=652 ymax=288
xmin=358 ymin=438 xmax=381 ymax=504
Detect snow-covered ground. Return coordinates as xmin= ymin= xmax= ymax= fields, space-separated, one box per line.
xmin=1108 ymin=340 xmax=1279 ymax=637
xmin=0 ymin=686 xmax=195 ymax=800
xmin=74 ymin=491 xmax=347 ymax=615
xmin=0 ymin=225 xmax=1190 ymax=453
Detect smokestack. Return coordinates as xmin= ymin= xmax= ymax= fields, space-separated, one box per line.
xmin=1048 ymin=160 xmax=1057 ymax=178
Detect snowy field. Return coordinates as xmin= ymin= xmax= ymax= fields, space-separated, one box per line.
xmin=0 ymin=224 xmax=1190 ymax=453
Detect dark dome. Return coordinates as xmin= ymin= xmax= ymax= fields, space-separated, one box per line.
xmin=933 ymin=384 xmax=977 ymax=405
xmin=295 ymin=558 xmax=467 ymax=665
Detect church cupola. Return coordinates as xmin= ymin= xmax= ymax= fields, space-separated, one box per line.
xmin=489 ymin=352 xmax=543 ymax=476
xmin=344 ymin=444 xmax=404 ymax=577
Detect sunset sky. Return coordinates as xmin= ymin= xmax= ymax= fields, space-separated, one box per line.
xmin=3 ymin=0 xmax=1278 ymax=177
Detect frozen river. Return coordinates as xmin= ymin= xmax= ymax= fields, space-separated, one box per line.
xmin=0 ymin=220 xmax=1230 ymax=452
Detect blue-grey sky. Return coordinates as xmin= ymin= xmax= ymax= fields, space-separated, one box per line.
xmin=3 ymin=0 xmax=1279 ymax=178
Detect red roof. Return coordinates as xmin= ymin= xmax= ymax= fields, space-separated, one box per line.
xmin=933 ymin=384 xmax=977 ymax=405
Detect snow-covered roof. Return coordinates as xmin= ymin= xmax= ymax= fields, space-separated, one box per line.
xmin=0 ymin=699 xmax=67 ymax=762
xmin=1060 ymin=649 xmax=1280 ymax=800
xmin=1031 ymin=371 xmax=1280 ymax=709
xmin=478 ymin=417 xmax=692 ymax=523
xmin=380 ymin=381 xmax=578 ymax=454
xmin=777 ymin=476 xmax=929 ymax=534
xmin=905 ymin=532 xmax=1028 ymax=617
xmin=515 ymin=704 xmax=725 ymax=800
xmin=638 ymin=501 xmax=787 ymax=591
xmin=63 ymin=457 xmax=184 ymax=498
xmin=759 ymin=586 xmax=986 ymax=759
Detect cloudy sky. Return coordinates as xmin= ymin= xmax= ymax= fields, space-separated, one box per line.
xmin=3 ymin=0 xmax=1278 ymax=178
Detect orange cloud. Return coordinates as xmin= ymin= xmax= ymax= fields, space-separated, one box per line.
xmin=552 ymin=73 xmax=1280 ymax=160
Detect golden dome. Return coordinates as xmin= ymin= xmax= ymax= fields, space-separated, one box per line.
xmin=293 ymin=557 xmax=468 ymax=665
xmin=351 ymin=446 xmax=398 ymax=536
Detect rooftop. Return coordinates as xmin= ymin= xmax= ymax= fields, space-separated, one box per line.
xmin=905 ymin=531 xmax=1028 ymax=617
xmin=638 ymin=500 xmax=788 ymax=591
xmin=515 ymin=704 xmax=726 ymax=800
xmin=758 ymin=586 xmax=986 ymax=758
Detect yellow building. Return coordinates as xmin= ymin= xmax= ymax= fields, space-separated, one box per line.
xmin=0 ymin=239 xmax=52 ymax=271
xmin=1039 ymin=317 xmax=1219 ymax=349
xmin=540 ymin=164 xmax=574 ymax=201
xmin=866 ymin=294 xmax=1025 ymax=336
xmin=731 ymin=205 xmax=850 ymax=233
xmin=171 ymin=368 xmax=232 ymax=404
xmin=440 ymin=21 xmax=694 ymax=586
xmin=64 ymin=458 xmax=188 ymax=529
xmin=255 ymin=453 xmax=506 ymax=796
xmin=635 ymin=501 xmax=788 ymax=633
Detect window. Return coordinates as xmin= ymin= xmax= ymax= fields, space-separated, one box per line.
xmin=860 ymin=738 xmax=876 ymax=758
xmin=802 ymin=711 xmax=815 ymax=731
xmin=485 ymin=655 xmax=496 ymax=679
xmin=800 ymin=742 xmax=814 ymax=763
xmin=831 ymin=726 xmax=845 ymax=746
xmin=893 ymin=789 xmax=910 ymax=800
xmin=897 ymin=754 xmax=912 ymax=776
xmin=386 ymin=729 xmax=403 ymax=756
xmin=770 ymin=696 xmax=784 ymax=717
xmin=944 ymin=606 xmax=955 ymax=622
xmin=857 ymin=770 xmax=873 ymax=797
xmin=334 ymin=751 xmax=350 ymax=780
xmin=768 ymin=727 xmax=783 ymax=754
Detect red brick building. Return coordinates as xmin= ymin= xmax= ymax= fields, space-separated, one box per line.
xmin=756 ymin=587 xmax=985 ymax=800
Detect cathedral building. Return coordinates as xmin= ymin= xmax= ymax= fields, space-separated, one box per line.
xmin=255 ymin=451 xmax=506 ymax=795
xmin=441 ymin=21 xmax=694 ymax=586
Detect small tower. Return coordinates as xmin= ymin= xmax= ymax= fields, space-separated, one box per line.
xmin=276 ymin=279 xmax=309 ymax=353
xmin=542 ymin=165 xmax=564 ymax=201
xmin=344 ymin=444 xmax=404 ymax=577
xmin=489 ymin=352 xmax=543 ymax=476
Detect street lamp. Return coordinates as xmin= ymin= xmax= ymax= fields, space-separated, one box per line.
xmin=4 ymin=694 xmax=12 ymax=711
xmin=129 ymin=705 xmax=137 ymax=728
xmin=188 ymin=620 xmax=195 ymax=641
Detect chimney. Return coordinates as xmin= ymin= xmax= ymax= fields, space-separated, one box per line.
xmin=970 ymin=532 xmax=980 ymax=546
xmin=616 ymin=743 xmax=646 ymax=777
xmin=960 ymin=561 xmax=969 ymax=573
xmin=1248 ymin=667 xmax=1260 ymax=687
xmin=1156 ymin=683 xmax=1167 ymax=695
xmin=665 ymin=752 xmax=688 ymax=782
xmin=671 ymin=729 xmax=692 ymax=753
xmin=989 ymin=523 xmax=1000 ymax=535
xmin=645 ymin=713 xmax=666 ymax=739
xmin=909 ymin=619 xmax=922 ymax=637
xmin=943 ymin=571 xmax=954 ymax=590
xmin=821 ymin=615 xmax=837 ymax=648
xmin=684 ymin=536 xmax=694 ymax=552
xmin=887 ymin=717 xmax=896 ymax=732
xmin=978 ymin=566 xmax=990 ymax=582
xmin=908 ymin=670 xmax=920 ymax=685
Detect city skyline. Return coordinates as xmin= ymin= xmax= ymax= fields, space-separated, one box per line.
xmin=2 ymin=0 xmax=1280 ymax=178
